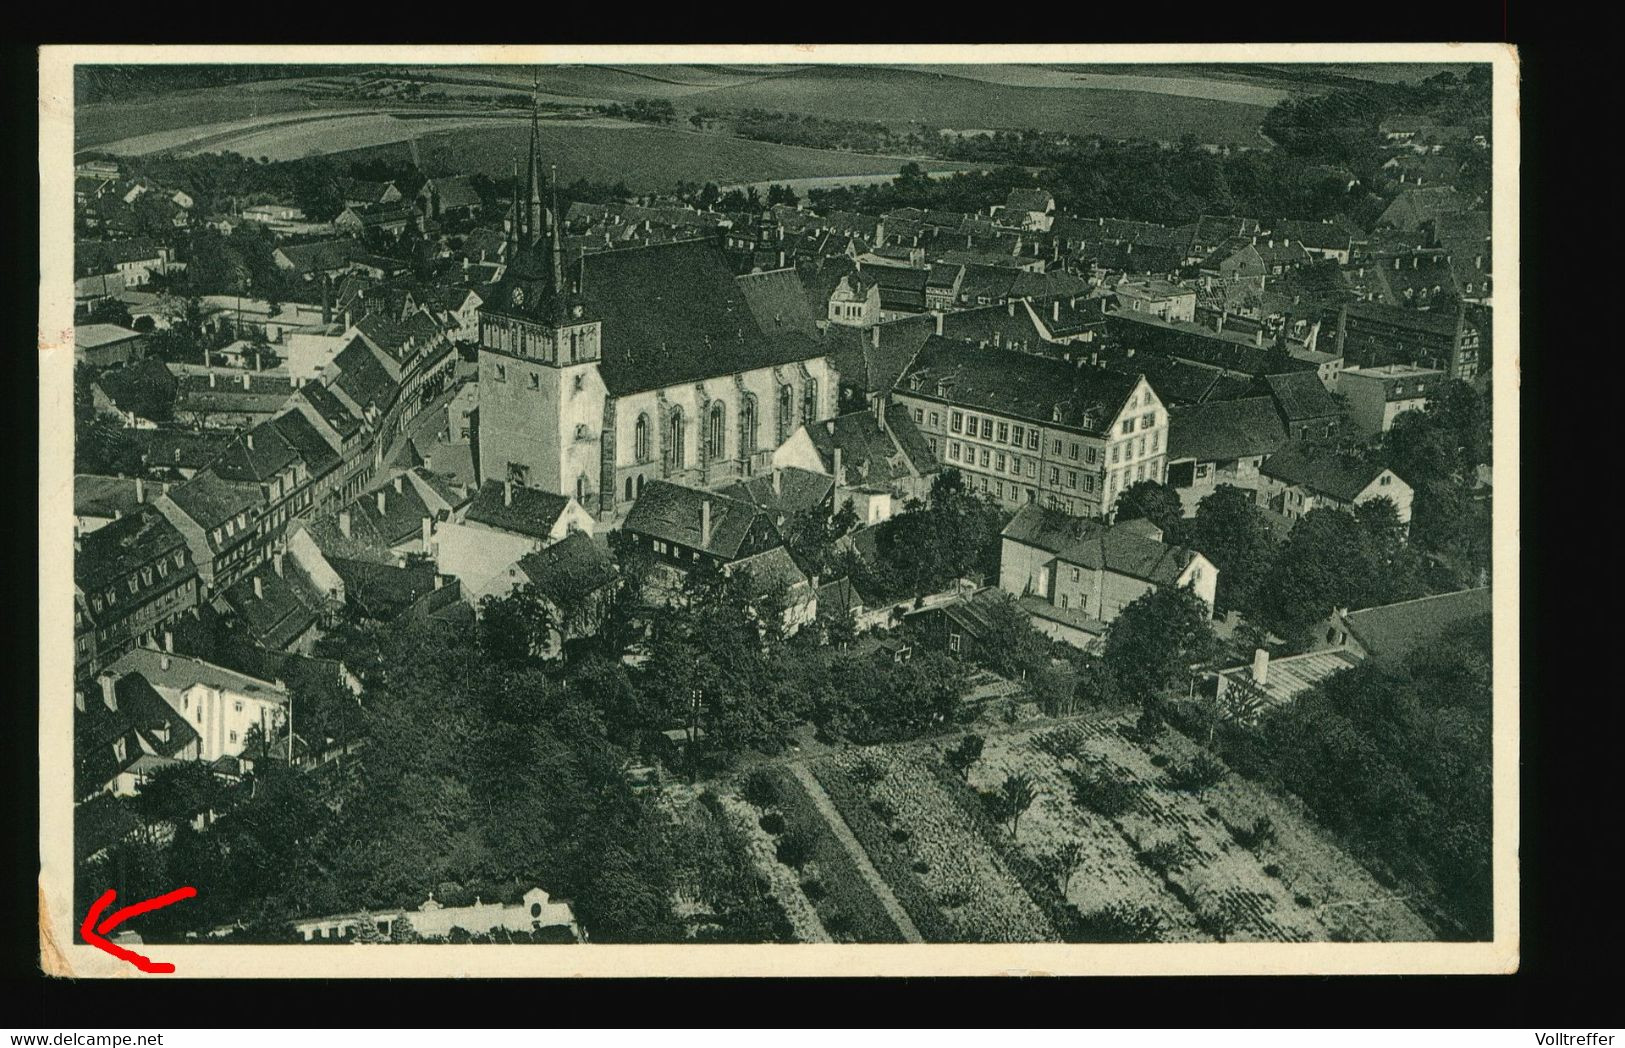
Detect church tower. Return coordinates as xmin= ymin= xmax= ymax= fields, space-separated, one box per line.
xmin=476 ymin=84 xmax=606 ymax=503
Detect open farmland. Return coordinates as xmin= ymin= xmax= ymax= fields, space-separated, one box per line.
xmin=332 ymin=123 xmax=978 ymax=193
xmin=726 ymin=713 xmax=1438 ymax=943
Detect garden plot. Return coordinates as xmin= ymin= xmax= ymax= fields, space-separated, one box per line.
xmin=712 ymin=791 xmax=830 ymax=944
xmin=964 ymin=717 xmax=1436 ymax=943
xmin=813 ymin=748 xmax=1055 ymax=943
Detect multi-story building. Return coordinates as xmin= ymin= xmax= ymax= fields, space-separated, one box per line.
xmin=1337 ymin=364 xmax=1444 ymax=435
xmin=891 ymin=336 xmax=1168 ymax=519
xmin=1256 ymin=444 xmax=1415 ymax=526
xmin=104 ymin=647 xmax=291 ymax=764
xmin=74 ymin=506 xmax=200 ymax=677
xmin=1335 ymin=301 xmax=1481 ymax=379
xmin=476 ymin=119 xmax=836 ymax=520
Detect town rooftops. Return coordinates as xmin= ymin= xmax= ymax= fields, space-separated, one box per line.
xmin=1342 ymin=587 xmax=1492 ymax=663
xmin=1004 ymin=188 xmax=1055 ymax=214
xmin=515 ymin=532 xmax=616 ymax=608
xmin=622 ymin=480 xmax=780 ymax=562
xmin=295 ymin=381 xmax=364 ymax=440
xmin=803 ymin=406 xmax=940 ymax=490
xmin=1259 ymin=444 xmax=1396 ymax=503
xmin=276 ymin=239 xmax=365 ymax=275
xmin=824 ymin=315 xmax=935 ymax=396
xmin=734 ymin=267 xmax=820 ymax=339
xmin=130 ymin=428 xmax=234 ymax=473
xmin=160 ymin=469 xmax=262 ymax=535
xmin=75 ymin=324 xmax=143 ymax=351
xmin=331 ymin=338 xmax=400 ymax=414
xmin=1002 ymin=504 xmax=1200 ymax=588
xmin=900 ymin=335 xmax=1139 ymax=436
xmin=1263 ymin=370 xmax=1344 ymax=422
xmin=717 ymin=467 xmax=835 ymax=522
xmin=94 ymin=358 xmax=177 ymax=420
xmin=106 ymin=646 xmax=289 ymax=705
xmin=75 ymin=505 xmax=188 ymax=591
xmin=1166 ymin=397 xmax=1289 ymax=464
xmin=1216 ymin=648 xmax=1364 ymax=709
xmin=222 ymin=559 xmax=328 ymax=651
xmin=75 ymin=671 xmax=202 ymax=800
xmin=463 ymin=481 xmax=573 ymax=542
xmin=1341 ymin=364 xmax=1446 ymax=401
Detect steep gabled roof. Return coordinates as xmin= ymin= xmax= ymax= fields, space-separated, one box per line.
xmin=734 ymin=268 xmax=820 ymax=339
xmin=900 ymin=336 xmax=1138 ymax=436
xmin=75 ymin=505 xmax=188 ymax=591
xmin=1259 ymin=443 xmax=1394 ymax=503
xmin=1263 ymin=370 xmax=1344 ymax=423
xmin=463 ymin=481 xmax=572 ymax=541
xmin=1002 ymin=505 xmax=1197 ymax=587
xmin=1166 ymin=397 xmax=1289 ymax=463
xmin=1343 ymin=587 xmax=1492 ymax=662
xmin=622 ymin=480 xmax=781 ymax=562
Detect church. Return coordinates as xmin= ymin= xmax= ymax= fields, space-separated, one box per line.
xmin=476 ymin=115 xmax=838 ymax=520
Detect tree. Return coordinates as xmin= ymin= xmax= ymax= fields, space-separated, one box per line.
xmin=478 ymin=584 xmax=558 ymax=663
xmin=1255 ymin=507 xmax=1382 ymax=644
xmin=994 ymin=773 xmax=1039 ymax=840
xmin=1043 ymin=841 xmax=1084 ymax=896
xmin=765 ymin=183 xmax=800 ymax=207
xmin=1103 ymin=585 xmax=1219 ymax=703
xmin=1114 ymin=480 xmax=1186 ymax=541
xmin=945 ymin=734 xmax=984 ymax=781
xmin=1187 ymin=485 xmax=1279 ymax=615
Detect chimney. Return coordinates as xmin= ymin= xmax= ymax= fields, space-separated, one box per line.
xmin=833 ymin=447 xmax=844 ymax=487
xmin=163 ymin=630 xmax=173 ymax=653
xmin=339 ymin=510 xmax=351 ymax=538
xmin=160 ymin=653 xmax=171 ymax=672
xmin=273 ymin=551 xmax=284 ymax=577
xmin=700 ymin=499 xmax=712 ymax=548
xmin=933 ymin=312 xmax=944 ymax=336
xmin=1052 ymin=299 xmax=1060 ymax=323
xmin=135 ymin=477 xmax=145 ymax=503
xmin=253 ymin=576 xmax=263 ymax=599
xmin=208 ymin=370 xmax=217 ymax=388
xmin=1251 ymin=648 xmax=1270 ymax=687
xmin=242 ymin=372 xmax=251 ymax=389
xmin=504 ymin=480 xmax=514 ymax=507
xmin=246 ymin=433 xmax=254 ymax=451
xmin=434 ymin=573 xmax=444 ymax=590
xmin=376 ymin=490 xmax=387 ymax=515
xmin=421 ymin=516 xmax=432 ymax=548
xmin=74 ymin=690 xmax=86 ymax=713
xmin=871 ymin=324 xmax=880 ymax=349
xmin=99 ymin=673 xmax=118 ymax=712
xmin=393 ymin=475 xmax=404 ymax=495
xmin=1007 ymin=300 xmax=1016 ymax=317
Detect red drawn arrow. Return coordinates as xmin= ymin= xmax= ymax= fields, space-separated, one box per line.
xmin=81 ymin=886 xmax=197 ymax=974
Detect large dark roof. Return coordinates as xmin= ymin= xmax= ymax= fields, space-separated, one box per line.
xmin=75 ymin=671 xmax=201 ymax=800
xmin=75 ymin=505 xmax=188 ymax=591
xmin=464 ymin=481 xmax=572 ymax=541
xmin=485 ymin=239 xmax=827 ymax=397
xmin=1263 ymin=371 xmax=1344 ymax=422
xmin=1167 ymin=397 xmax=1288 ymax=463
xmin=899 ymin=336 xmax=1138 ymax=436
xmin=516 ymin=532 xmax=616 ymax=608
xmin=802 ymin=406 xmax=940 ymax=490
xmin=93 ymin=359 xmax=177 ymax=420
xmin=162 ymin=469 xmax=261 ymax=533
xmin=1344 ymin=587 xmax=1492 ymax=662
xmin=331 ymin=338 xmax=399 ymax=414
xmin=622 ymin=480 xmax=782 ymax=561
xmin=1001 ymin=505 xmax=1197 ymax=587
xmin=296 ymin=381 xmax=363 ymax=440
xmin=1260 ymin=443 xmax=1395 ymax=503
xmin=734 ymin=268 xmax=820 ymax=339
xmin=824 ymin=315 xmax=935 ymax=397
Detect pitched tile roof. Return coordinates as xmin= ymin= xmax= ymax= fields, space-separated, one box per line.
xmin=515 ymin=532 xmax=616 ymax=608
xmin=221 ymin=560 xmax=329 ymax=650
xmin=331 ymin=338 xmax=400 ymax=414
xmin=93 ymin=358 xmax=178 ymax=420
xmin=1259 ymin=443 xmax=1393 ymax=503
xmin=734 ymin=268 xmax=820 ymax=339
xmin=1166 ymin=397 xmax=1289 ymax=463
xmin=295 ymin=381 xmax=363 ymax=440
xmin=75 ymin=505 xmax=189 ymax=591
xmin=1001 ymin=505 xmax=1198 ymax=587
xmin=75 ymin=671 xmax=202 ymax=799
xmin=463 ymin=481 xmax=573 ymax=541
xmin=900 ymin=336 xmax=1138 ymax=436
xmin=800 ymin=407 xmax=940 ymax=491
xmin=716 ymin=467 xmax=834 ymax=523
xmin=621 ymin=480 xmax=782 ymax=561
xmin=1263 ymin=370 xmax=1343 ymax=423
xmin=1343 ymin=587 xmax=1492 ymax=662
xmin=106 ymin=646 xmax=289 ymax=703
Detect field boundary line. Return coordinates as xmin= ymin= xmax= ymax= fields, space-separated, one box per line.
xmin=788 ymin=763 xmax=924 ymax=944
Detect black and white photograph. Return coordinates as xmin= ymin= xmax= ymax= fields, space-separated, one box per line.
xmin=38 ymin=43 xmax=1518 ymax=978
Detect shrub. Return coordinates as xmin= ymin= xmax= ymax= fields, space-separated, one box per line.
xmin=939 ymin=887 xmax=972 ymax=910
xmin=1150 ymin=753 xmax=1170 ymax=768
xmin=742 ymin=768 xmax=780 ymax=809
xmin=911 ymin=860 xmax=929 ymax=875
xmin=869 ymin=797 xmax=898 ymax=823
xmin=890 ymin=827 xmax=911 ymax=843
xmin=1204 ymin=805 xmax=1222 ymax=820
xmin=1137 ymin=839 xmax=1186 ymax=876
xmin=945 ymin=733 xmax=985 ymax=780
xmin=1076 ymin=903 xmax=1164 ymax=943
xmin=823 ymin=908 xmax=852 ymax=937
xmin=850 ymin=752 xmax=888 ymax=786
xmin=1230 ymin=815 xmax=1276 ymax=850
xmin=1164 ymin=753 xmax=1228 ymax=793
xmin=776 ymin=830 xmax=815 ymax=870
xmin=1294 ymin=893 xmax=1314 ymax=908
xmin=758 ymin=812 xmax=786 ymax=836
xmin=1067 ymin=768 xmax=1138 ymax=818
xmin=1263 ymin=863 xmax=1282 ymax=878
xmin=800 ymin=878 xmax=827 ymax=902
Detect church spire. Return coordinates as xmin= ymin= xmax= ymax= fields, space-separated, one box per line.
xmin=526 ymin=70 xmax=543 ymax=246
xmin=506 ymin=156 xmax=520 ymax=257
xmin=550 ymin=163 xmax=565 ymax=292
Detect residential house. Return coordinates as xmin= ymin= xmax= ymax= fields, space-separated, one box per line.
xmin=217 ymin=553 xmax=331 ymax=654
xmin=416 ymin=176 xmax=483 ymax=223
xmin=619 ymin=480 xmax=784 ymax=576
xmin=1314 ymin=587 xmax=1492 ymax=665
xmin=1376 ymin=187 xmax=1469 ymax=232
xmin=826 ymin=272 xmax=882 ymax=328
xmin=343 ymin=180 xmax=403 ymax=209
xmin=1256 ymin=444 xmax=1414 ymax=525
xmin=434 ymin=479 xmax=593 ymax=603
xmin=75 ymin=324 xmax=146 ymax=367
xmin=772 ymin=403 xmax=942 ymax=526
xmin=1261 ymin=370 xmax=1345 ymax=441
xmin=507 ymin=532 xmax=619 ymax=655
xmin=997 ymin=188 xmax=1056 ymax=232
xmin=1163 ymin=397 xmax=1289 ymax=516
xmin=104 ymin=646 xmax=290 ymax=764
xmin=74 ymin=505 xmax=200 ymax=676
xmin=1337 ymin=364 xmax=1444 ymax=435
xmin=335 ymin=203 xmax=414 ymax=238
xmin=1335 ymin=301 xmax=1480 ymax=378
xmin=998 ymin=504 xmax=1217 ymax=649
xmin=90 ymin=358 xmax=177 ymax=427
xmin=75 ymin=670 xmax=202 ymax=801
xmin=1112 ymin=279 xmax=1198 ymax=323
xmin=902 ymin=586 xmax=1010 ymax=661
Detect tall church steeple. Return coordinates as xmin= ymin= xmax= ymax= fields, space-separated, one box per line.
xmin=526 ymin=71 xmax=544 ymax=246
xmin=550 ymin=163 xmax=565 ymax=292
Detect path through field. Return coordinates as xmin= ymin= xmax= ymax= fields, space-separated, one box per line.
xmin=788 ymin=763 xmax=923 ymax=943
